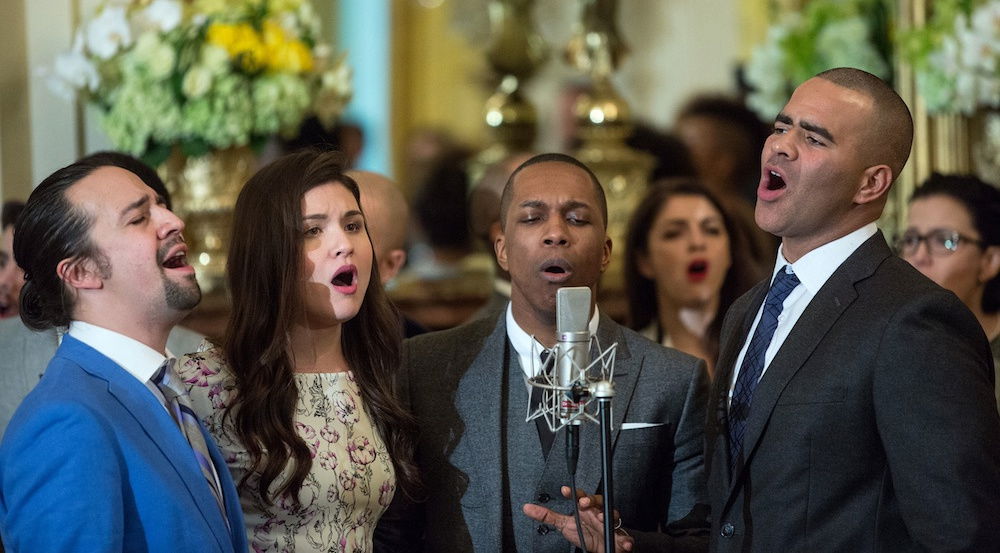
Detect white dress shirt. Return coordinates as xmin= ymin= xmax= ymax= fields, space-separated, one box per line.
xmin=68 ymin=321 xmax=172 ymax=412
xmin=728 ymin=223 xmax=878 ymax=402
xmin=506 ymin=302 xmax=600 ymax=382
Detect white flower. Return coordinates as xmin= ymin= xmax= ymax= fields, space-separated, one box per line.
xmin=85 ymin=6 xmax=132 ymax=59
xmin=977 ymin=76 xmax=1000 ymax=107
xmin=954 ymin=72 xmax=978 ymax=114
xmin=131 ymin=33 xmax=176 ymax=80
xmin=142 ymin=0 xmax=183 ymax=33
xmin=745 ymin=27 xmax=789 ymax=120
xmin=42 ymin=50 xmax=100 ymax=100
xmin=971 ymin=3 xmax=1000 ymax=37
xmin=182 ymin=65 xmax=213 ymax=98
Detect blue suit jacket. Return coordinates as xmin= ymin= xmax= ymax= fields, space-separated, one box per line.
xmin=0 ymin=335 xmax=247 ymax=552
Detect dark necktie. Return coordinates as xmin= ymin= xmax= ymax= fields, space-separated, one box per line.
xmin=728 ymin=267 xmax=800 ymax=473
xmin=529 ymin=349 xmax=555 ymax=457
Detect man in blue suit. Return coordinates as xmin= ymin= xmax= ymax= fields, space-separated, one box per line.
xmin=0 ymin=157 xmax=247 ymax=552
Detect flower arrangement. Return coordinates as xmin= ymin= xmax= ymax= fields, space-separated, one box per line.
xmin=901 ymin=0 xmax=1000 ymax=115
xmin=45 ymin=0 xmax=352 ymax=165
xmin=744 ymin=0 xmax=893 ymax=120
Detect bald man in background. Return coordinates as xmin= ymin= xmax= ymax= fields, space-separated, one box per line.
xmin=467 ymin=152 xmax=535 ymax=322
xmin=348 ymin=170 xmax=427 ymax=338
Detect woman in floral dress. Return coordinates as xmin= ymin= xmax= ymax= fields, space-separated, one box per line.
xmin=178 ymin=150 xmax=418 ymax=552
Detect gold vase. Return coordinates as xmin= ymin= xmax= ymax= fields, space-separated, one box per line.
xmin=158 ymin=146 xmax=257 ymax=296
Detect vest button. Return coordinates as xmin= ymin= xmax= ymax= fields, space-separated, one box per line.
xmin=721 ymin=523 xmax=735 ymax=537
xmin=537 ymin=524 xmax=551 ymax=535
xmin=536 ymin=492 xmax=551 ymax=503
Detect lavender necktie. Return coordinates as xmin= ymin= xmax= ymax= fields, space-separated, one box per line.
xmin=153 ymin=358 xmax=227 ymax=520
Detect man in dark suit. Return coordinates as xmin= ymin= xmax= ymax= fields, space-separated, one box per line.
xmin=400 ymin=153 xmax=710 ymax=552
xmin=0 ymin=157 xmax=246 ymax=551
xmin=707 ymin=67 xmax=1000 ymax=552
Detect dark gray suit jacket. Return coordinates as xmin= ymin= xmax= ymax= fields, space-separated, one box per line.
xmin=707 ymin=232 xmax=1000 ymax=552
xmin=396 ymin=311 xmax=710 ymax=552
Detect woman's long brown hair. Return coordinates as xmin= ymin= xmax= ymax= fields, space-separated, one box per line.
xmin=223 ymin=149 xmax=419 ymax=505
xmin=623 ymin=178 xmax=759 ymax=362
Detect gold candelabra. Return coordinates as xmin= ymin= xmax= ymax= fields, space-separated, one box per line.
xmin=567 ymin=0 xmax=652 ymax=295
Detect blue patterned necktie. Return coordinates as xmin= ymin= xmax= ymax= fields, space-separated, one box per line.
xmin=154 ymin=358 xmax=227 ymax=520
xmin=728 ymin=266 xmax=800 ymax=474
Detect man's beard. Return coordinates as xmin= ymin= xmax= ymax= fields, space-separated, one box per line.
xmin=163 ymin=271 xmax=201 ymax=311
xmin=156 ymin=236 xmax=201 ymax=311
xmin=163 ymin=275 xmax=201 ymax=311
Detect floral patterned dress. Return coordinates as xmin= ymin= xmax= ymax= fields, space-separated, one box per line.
xmin=177 ymin=346 xmax=396 ymax=553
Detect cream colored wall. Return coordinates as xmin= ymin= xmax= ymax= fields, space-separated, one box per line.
xmin=0 ymin=0 xmax=32 ymax=201
xmin=27 ymin=0 xmax=81 ymax=187
xmin=0 ymin=0 xmax=80 ymax=200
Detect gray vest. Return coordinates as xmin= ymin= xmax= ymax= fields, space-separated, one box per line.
xmin=502 ymin=341 xmax=578 ymax=553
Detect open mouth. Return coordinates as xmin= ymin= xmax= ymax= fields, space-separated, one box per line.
xmin=766 ymin=169 xmax=786 ymax=191
xmin=687 ymin=259 xmax=709 ymax=282
xmin=162 ymin=251 xmax=188 ymax=269
xmin=331 ymin=265 xmax=358 ymax=292
xmin=539 ymin=258 xmax=573 ymax=283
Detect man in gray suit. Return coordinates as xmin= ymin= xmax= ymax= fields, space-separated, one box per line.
xmin=708 ymin=68 xmax=1000 ymax=552
xmin=0 ymin=152 xmax=204 ymax=436
xmin=400 ymin=153 xmax=710 ymax=552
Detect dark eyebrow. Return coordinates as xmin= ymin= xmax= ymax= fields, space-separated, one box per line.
xmin=562 ymin=200 xmax=591 ymax=213
xmin=800 ymin=121 xmax=835 ymax=144
xmin=519 ymin=200 xmax=547 ymax=210
xmin=303 ymin=210 xmax=364 ymax=224
xmin=775 ymin=112 xmax=835 ymax=144
xmin=119 ymin=195 xmax=149 ymax=222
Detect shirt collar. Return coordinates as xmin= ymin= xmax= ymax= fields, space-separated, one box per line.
xmin=773 ymin=222 xmax=878 ymax=294
xmin=68 ymin=321 xmax=169 ymax=384
xmin=505 ymin=301 xmax=600 ymax=361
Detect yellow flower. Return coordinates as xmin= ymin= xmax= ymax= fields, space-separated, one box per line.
xmin=261 ymin=20 xmax=313 ymax=73
xmin=207 ymin=22 xmax=265 ymax=72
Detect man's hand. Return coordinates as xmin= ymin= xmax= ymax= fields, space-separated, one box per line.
xmin=523 ymin=486 xmax=635 ymax=553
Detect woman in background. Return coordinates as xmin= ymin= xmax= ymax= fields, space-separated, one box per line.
xmin=178 ymin=150 xmax=418 ymax=551
xmin=624 ymin=179 xmax=760 ymax=376
xmin=898 ymin=173 xmax=1000 ymax=411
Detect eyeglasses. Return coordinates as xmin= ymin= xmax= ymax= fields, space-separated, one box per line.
xmin=894 ymin=229 xmax=985 ymax=257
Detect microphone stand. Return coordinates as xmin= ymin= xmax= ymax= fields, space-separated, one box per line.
xmin=595 ymin=380 xmax=615 ymax=553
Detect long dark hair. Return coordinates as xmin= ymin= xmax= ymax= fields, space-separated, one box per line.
xmin=223 ymin=149 xmax=419 ymax=505
xmin=910 ymin=172 xmax=1000 ymax=313
xmin=624 ymin=179 xmax=758 ymax=359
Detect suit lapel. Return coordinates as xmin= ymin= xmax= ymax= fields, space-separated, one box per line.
xmin=712 ymin=282 xmax=767 ymax=489
xmin=578 ymin=316 xmax=635 ymax=495
xmin=59 ymin=336 xmax=232 ymax=552
xmin=726 ymin=233 xmax=890 ymax=499
xmin=453 ymin=315 xmax=508 ymax=546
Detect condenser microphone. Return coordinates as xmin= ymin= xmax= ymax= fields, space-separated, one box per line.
xmin=556 ymin=287 xmax=592 ymax=424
